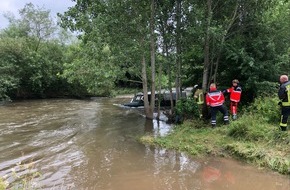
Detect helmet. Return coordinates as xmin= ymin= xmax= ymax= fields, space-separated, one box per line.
xmin=232 ymin=79 xmax=239 ymax=84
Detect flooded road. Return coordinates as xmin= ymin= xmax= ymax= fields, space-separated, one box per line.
xmin=0 ymin=97 xmax=289 ymax=190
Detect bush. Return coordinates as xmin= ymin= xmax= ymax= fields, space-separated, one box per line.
xmin=246 ymin=96 xmax=280 ymax=124
xmin=254 ymin=81 xmax=279 ymax=97
xmin=175 ymin=98 xmax=199 ymax=121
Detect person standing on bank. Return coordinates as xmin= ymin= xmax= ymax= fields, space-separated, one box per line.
xmin=278 ymin=75 xmax=290 ymax=131
xmin=224 ymin=79 xmax=242 ymax=120
xmin=206 ymin=83 xmax=229 ymax=128
xmin=194 ymin=83 xmax=204 ymax=118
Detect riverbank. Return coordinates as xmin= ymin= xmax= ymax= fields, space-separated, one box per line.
xmin=140 ymin=97 xmax=290 ymax=175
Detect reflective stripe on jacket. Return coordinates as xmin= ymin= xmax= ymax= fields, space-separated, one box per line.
xmin=227 ymin=86 xmax=242 ymax=102
xmin=206 ymin=91 xmax=225 ymax=107
xmin=194 ymin=89 xmax=204 ymax=105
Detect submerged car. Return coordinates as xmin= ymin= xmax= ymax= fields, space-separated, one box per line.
xmin=123 ymin=89 xmax=190 ymax=108
xmin=123 ymin=92 xmax=144 ymax=107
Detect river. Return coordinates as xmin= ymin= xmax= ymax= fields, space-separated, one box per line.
xmin=0 ymin=97 xmax=289 ymax=190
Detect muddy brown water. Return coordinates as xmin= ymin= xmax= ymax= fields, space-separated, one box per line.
xmin=0 ymin=97 xmax=289 ymax=190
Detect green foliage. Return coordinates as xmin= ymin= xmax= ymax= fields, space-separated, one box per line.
xmin=0 ymin=3 xmax=85 ymax=100
xmin=18 ymin=3 xmax=56 ymax=48
xmin=58 ymin=0 xmax=152 ymax=86
xmin=241 ymin=80 xmax=280 ymax=102
xmin=175 ymin=98 xmax=199 ymax=121
xmin=111 ymin=87 xmax=141 ymax=97
xmin=61 ymin=42 xmax=119 ymax=96
xmin=246 ymin=96 xmax=280 ymax=124
xmin=0 ymin=37 xmax=25 ymax=99
xmin=0 ymin=36 xmax=79 ymax=99
xmin=227 ymin=116 xmax=270 ymax=142
xmin=228 ymin=96 xmax=286 ymax=143
xmin=0 ymin=177 xmax=8 ymax=190
xmin=225 ymin=141 xmax=290 ymax=174
xmin=152 ymin=122 xmax=213 ymax=156
xmin=2 ymin=161 xmax=42 ymax=190
xmin=253 ymin=81 xmax=279 ymax=97
xmin=1 ymin=0 xmax=290 ymax=102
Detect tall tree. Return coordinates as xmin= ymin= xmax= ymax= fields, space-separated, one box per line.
xmin=156 ymin=0 xmax=176 ymax=116
xmin=0 ymin=3 xmax=74 ymax=99
xmin=149 ymin=0 xmax=156 ymax=119
xmin=202 ymin=0 xmax=212 ymax=91
xmin=3 ymin=3 xmax=57 ymax=51
xmin=59 ymin=0 xmax=158 ymax=118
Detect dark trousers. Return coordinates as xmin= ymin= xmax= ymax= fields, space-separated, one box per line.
xmin=280 ymin=106 xmax=290 ymax=131
xmin=210 ymin=105 xmax=229 ymax=126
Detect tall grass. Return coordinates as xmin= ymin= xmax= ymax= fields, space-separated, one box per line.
xmin=0 ymin=177 xmax=8 ymax=190
xmin=0 ymin=161 xmax=41 ymax=190
xmin=141 ymin=96 xmax=290 ymax=175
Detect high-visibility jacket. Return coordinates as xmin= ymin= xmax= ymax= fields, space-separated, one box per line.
xmin=194 ymin=89 xmax=204 ymax=105
xmin=206 ymin=90 xmax=225 ymax=107
xmin=278 ymin=81 xmax=290 ymax=107
xmin=226 ymin=86 xmax=242 ymax=102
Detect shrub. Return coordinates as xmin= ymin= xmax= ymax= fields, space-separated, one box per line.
xmin=246 ymin=96 xmax=280 ymax=124
xmin=175 ymin=98 xmax=199 ymax=121
xmin=254 ymin=81 xmax=279 ymax=97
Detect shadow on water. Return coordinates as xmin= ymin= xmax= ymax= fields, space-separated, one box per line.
xmin=0 ymin=98 xmax=289 ymax=190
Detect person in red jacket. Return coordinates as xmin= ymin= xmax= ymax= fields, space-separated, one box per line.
xmin=224 ymin=79 xmax=242 ymax=120
xmin=206 ymin=83 xmax=229 ymax=128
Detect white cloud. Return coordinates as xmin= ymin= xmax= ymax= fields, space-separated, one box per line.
xmin=0 ymin=1 xmax=14 ymax=12
xmin=0 ymin=0 xmax=76 ymax=29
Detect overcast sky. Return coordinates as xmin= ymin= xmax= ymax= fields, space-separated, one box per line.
xmin=0 ymin=0 xmax=76 ymax=29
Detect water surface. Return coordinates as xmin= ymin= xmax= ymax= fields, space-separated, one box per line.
xmin=0 ymin=97 xmax=288 ymax=190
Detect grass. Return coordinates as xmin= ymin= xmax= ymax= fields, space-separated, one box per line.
xmin=0 ymin=161 xmax=41 ymax=190
xmin=0 ymin=177 xmax=8 ymax=190
xmin=140 ymin=96 xmax=290 ymax=175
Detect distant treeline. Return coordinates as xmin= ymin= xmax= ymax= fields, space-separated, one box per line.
xmin=1 ymin=1 xmax=290 ymax=102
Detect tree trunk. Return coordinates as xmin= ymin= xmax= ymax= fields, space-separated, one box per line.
xmin=149 ymin=0 xmax=156 ymax=120
xmin=158 ymin=1 xmax=174 ymax=117
xmin=202 ymin=0 xmax=212 ymax=91
xmin=141 ymin=52 xmax=152 ymax=119
xmin=157 ymin=55 xmax=162 ymax=120
xmin=175 ymin=0 xmax=182 ymax=100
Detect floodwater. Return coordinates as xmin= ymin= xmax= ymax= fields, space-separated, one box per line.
xmin=0 ymin=97 xmax=289 ymax=190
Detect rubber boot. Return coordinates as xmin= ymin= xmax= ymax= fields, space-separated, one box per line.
xmin=280 ymin=126 xmax=287 ymax=131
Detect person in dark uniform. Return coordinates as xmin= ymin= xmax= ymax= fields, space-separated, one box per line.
xmin=278 ymin=75 xmax=290 ymax=131
xmin=194 ymin=83 xmax=204 ymax=118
